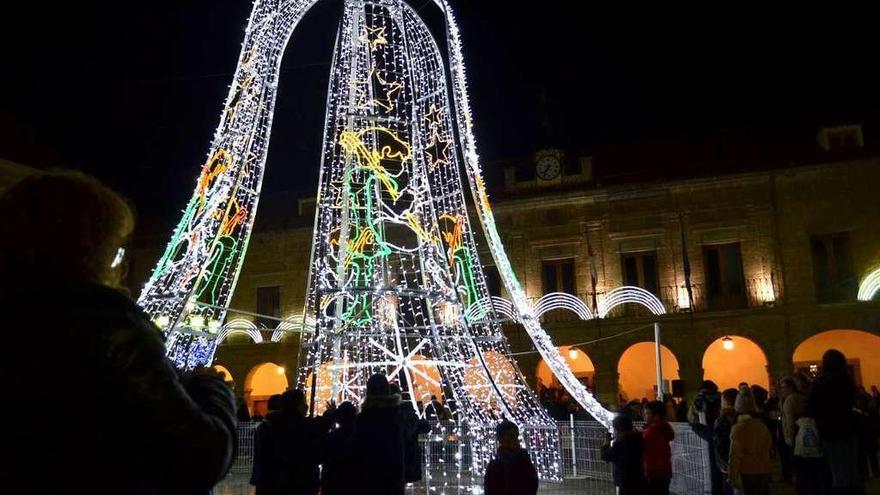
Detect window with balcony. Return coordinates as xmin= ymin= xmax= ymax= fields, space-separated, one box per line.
xmin=256 ymin=285 xmax=281 ymax=328
xmin=542 ymin=258 xmax=576 ymax=294
xmin=702 ymin=243 xmax=746 ymax=310
xmin=810 ymin=233 xmax=857 ymax=303
xmin=621 ymin=251 xmax=659 ymax=295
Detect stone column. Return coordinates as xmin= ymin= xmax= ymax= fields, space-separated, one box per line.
xmin=592 ymin=369 xmax=620 ymax=409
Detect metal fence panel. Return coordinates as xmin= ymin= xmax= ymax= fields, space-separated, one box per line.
xmin=217 ymin=419 xmax=711 ymax=495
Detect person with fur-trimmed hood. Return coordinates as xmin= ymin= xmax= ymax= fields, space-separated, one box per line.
xmin=348 ymin=374 xmax=406 ymax=495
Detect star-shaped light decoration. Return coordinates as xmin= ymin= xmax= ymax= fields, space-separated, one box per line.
xmin=423 ymin=103 xmax=444 ymax=128
xmin=424 ymin=131 xmax=451 ymax=169
xmin=359 ymin=25 xmax=387 ymax=51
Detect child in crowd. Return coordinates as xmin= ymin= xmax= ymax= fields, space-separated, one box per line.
xmin=601 ymin=415 xmax=646 ymax=495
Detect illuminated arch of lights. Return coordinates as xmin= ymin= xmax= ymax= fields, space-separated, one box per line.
xmin=534 ymin=292 xmax=594 ymax=320
xmin=464 ymin=296 xmax=517 ymax=323
xmin=598 ymin=286 xmax=667 ymax=318
xmin=270 ymin=314 xmax=316 ymax=343
xmin=858 ymin=267 xmax=880 ymax=301
xmin=215 ymin=319 xmax=263 ymax=345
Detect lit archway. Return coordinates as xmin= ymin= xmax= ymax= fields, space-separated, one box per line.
xmin=537 ymin=346 xmax=595 ymax=392
xmin=617 ymin=342 xmax=679 ymax=402
xmin=793 ymin=330 xmax=880 ymax=387
xmin=212 ymin=364 xmax=234 ymax=384
xmin=245 ymin=362 xmax=288 ymax=417
xmin=702 ymin=336 xmax=769 ymax=390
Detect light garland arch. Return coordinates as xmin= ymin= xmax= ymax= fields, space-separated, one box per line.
xmin=598 ymin=286 xmax=667 ymax=318
xmin=215 ymin=319 xmax=263 ymax=345
xmin=533 ymin=292 xmax=594 ymax=320
xmin=858 ymin=267 xmax=880 ymax=301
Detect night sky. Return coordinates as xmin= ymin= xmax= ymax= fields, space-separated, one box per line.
xmin=4 ymin=2 xmax=879 ymax=225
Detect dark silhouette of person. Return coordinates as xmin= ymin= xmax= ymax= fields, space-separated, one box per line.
xmin=0 ymin=171 xmax=237 ymax=494
xmin=483 ymin=420 xmax=539 ymax=495
xmin=321 ymin=401 xmax=357 ymax=495
xmin=251 ymin=389 xmax=329 ymax=495
xmin=251 ymin=394 xmax=283 ymax=492
xmin=424 ymin=394 xmax=445 ymax=420
xmin=388 ymin=383 xmax=430 ymax=483
xmin=807 ymin=349 xmax=866 ymax=494
xmin=348 ymin=374 xmax=406 ymax=495
xmin=601 ymin=415 xmax=646 ymax=495
xmin=238 ymin=398 xmax=252 ymax=422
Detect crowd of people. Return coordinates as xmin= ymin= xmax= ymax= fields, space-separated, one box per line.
xmin=248 ymin=374 xmax=433 ymax=495
xmin=601 ymin=351 xmax=880 ymax=495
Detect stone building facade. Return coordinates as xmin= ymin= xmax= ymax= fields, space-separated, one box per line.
xmin=128 ymin=143 xmax=880 ymax=410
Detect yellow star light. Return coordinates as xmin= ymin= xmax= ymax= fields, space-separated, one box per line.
xmin=359 ymin=26 xmax=387 ymax=51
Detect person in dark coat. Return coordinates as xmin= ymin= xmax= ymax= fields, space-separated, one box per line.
xmin=349 ymin=374 xmax=406 ymax=495
xmin=484 ymin=420 xmax=539 ymax=495
xmin=0 ymin=171 xmax=237 ymax=494
xmin=807 ymin=349 xmax=866 ymax=494
xmin=601 ymin=415 xmax=646 ymax=495
xmin=714 ymin=388 xmax=739 ymax=495
xmin=254 ymin=389 xmax=329 ymax=495
xmin=321 ymin=401 xmax=357 ymax=495
xmin=251 ymin=394 xmax=283 ymax=494
xmin=388 ymin=384 xmax=431 ymax=483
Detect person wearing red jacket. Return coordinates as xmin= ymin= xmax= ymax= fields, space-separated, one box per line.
xmin=643 ymin=400 xmax=675 ymax=495
xmin=483 ymin=420 xmax=539 ymax=495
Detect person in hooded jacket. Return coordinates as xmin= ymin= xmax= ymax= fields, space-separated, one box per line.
xmin=483 ymin=420 xmax=539 ymax=495
xmin=320 ymin=401 xmax=357 ymax=495
xmin=643 ymin=400 xmax=675 ymax=495
xmin=348 ymin=374 xmax=406 ymax=495
xmin=0 ymin=171 xmax=237 ymax=494
xmin=601 ymin=415 xmax=646 ymax=495
xmin=728 ymin=388 xmax=773 ymax=495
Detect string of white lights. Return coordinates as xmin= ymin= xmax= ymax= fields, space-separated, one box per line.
xmin=857 ymin=267 xmax=880 ymax=301
xmin=533 ymin=292 xmax=594 ymax=320
xmin=597 ymin=285 xmax=667 ymax=318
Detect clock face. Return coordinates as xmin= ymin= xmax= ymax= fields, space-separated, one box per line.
xmin=536 ymin=156 xmax=561 ymax=180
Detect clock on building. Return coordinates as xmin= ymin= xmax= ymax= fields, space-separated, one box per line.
xmin=535 ymin=153 xmax=562 ymax=181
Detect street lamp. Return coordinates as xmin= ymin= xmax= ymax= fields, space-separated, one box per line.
xmin=722 ymin=336 xmax=734 ymax=351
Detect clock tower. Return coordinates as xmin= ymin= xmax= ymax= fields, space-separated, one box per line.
xmin=534 ymin=148 xmax=564 ymax=182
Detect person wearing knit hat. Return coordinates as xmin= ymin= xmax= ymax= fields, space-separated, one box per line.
xmin=728 ymin=388 xmax=773 ymax=494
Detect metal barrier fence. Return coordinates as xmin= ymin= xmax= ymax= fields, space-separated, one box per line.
xmin=217 ymin=420 xmax=711 ymax=495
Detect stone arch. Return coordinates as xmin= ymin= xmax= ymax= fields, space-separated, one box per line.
xmin=793 ymin=329 xmax=880 ymax=388
xmin=536 ymin=346 xmax=595 ymax=392
xmin=244 ymin=362 xmax=289 ymax=417
xmin=617 ymin=342 xmax=680 ymax=402
xmin=702 ymin=335 xmax=769 ymax=390
xmin=212 ymin=364 xmax=234 ymax=385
